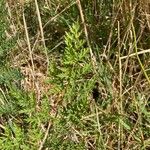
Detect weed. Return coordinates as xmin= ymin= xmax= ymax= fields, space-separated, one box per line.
xmin=0 ymin=0 xmax=150 ymax=149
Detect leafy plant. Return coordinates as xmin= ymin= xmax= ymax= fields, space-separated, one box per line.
xmin=48 ymin=22 xmax=97 ymax=149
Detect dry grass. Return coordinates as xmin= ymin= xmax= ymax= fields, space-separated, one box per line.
xmin=0 ymin=0 xmax=150 ymax=149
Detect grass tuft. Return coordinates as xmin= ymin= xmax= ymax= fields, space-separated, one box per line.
xmin=0 ymin=0 xmax=150 ymax=149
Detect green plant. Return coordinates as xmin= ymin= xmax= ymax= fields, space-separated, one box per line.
xmin=48 ymin=22 xmax=101 ymax=149
xmin=1 ymin=0 xmax=150 ymax=149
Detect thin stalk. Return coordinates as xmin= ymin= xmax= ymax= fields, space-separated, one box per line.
xmin=131 ymin=23 xmax=150 ymax=85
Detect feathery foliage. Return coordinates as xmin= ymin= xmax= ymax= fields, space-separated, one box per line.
xmin=0 ymin=0 xmax=150 ymax=149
